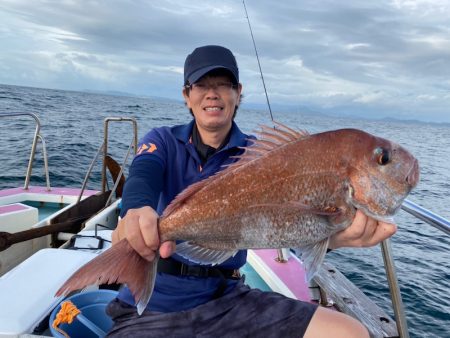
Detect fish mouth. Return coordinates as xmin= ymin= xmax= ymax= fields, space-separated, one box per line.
xmin=406 ymin=159 xmax=420 ymax=188
xmin=358 ymin=207 xmax=397 ymax=224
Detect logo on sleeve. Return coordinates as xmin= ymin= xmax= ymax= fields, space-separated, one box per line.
xmin=137 ymin=143 xmax=157 ymax=155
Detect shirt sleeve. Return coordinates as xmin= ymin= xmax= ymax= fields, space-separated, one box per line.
xmin=134 ymin=128 xmax=167 ymax=169
xmin=120 ymin=156 xmax=164 ymax=217
xmin=120 ymin=128 xmax=167 ymax=217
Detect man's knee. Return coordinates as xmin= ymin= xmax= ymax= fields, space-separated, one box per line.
xmin=304 ymin=307 xmax=369 ymax=338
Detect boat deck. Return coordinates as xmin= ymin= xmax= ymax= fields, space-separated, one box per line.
xmin=0 ymin=186 xmax=98 ymax=203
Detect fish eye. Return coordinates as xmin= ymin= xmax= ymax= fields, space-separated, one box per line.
xmin=374 ymin=147 xmax=390 ymax=165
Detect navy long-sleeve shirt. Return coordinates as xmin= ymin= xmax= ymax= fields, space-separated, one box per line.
xmin=118 ymin=120 xmax=254 ymax=312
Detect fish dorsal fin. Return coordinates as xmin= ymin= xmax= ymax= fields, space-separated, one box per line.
xmin=224 ymin=121 xmax=309 ymax=170
xmin=162 ymin=121 xmax=309 ymax=218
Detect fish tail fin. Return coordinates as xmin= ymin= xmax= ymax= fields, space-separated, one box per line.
xmin=55 ymin=239 xmax=155 ymax=315
xmin=136 ymin=253 xmax=158 ymax=315
xmin=296 ymin=237 xmax=329 ymax=281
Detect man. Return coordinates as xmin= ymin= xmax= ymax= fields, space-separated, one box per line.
xmin=108 ymin=45 xmax=396 ymax=337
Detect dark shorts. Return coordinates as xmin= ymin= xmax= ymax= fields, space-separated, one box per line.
xmin=106 ymin=281 xmax=318 ymax=338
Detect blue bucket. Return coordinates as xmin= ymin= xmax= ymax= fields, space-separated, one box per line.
xmin=49 ymin=289 xmax=118 ymax=338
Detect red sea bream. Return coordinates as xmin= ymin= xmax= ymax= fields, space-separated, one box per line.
xmin=56 ymin=122 xmax=419 ymax=314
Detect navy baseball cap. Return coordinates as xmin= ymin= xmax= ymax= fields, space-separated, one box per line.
xmin=184 ymin=45 xmax=239 ymax=85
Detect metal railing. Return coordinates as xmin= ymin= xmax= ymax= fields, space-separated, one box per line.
xmin=381 ymin=239 xmax=409 ymax=338
xmin=77 ymin=117 xmax=137 ymax=205
xmin=288 ymin=197 xmax=450 ymax=338
xmin=0 ymin=112 xmax=51 ymax=190
xmin=76 ymin=142 xmax=105 ymax=204
xmin=402 ymin=198 xmax=450 ymax=235
xmin=381 ymin=198 xmax=450 ymax=337
xmin=101 ymin=117 xmax=138 ymax=193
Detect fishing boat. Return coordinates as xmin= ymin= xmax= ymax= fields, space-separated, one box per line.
xmin=0 ymin=112 xmax=448 ymax=338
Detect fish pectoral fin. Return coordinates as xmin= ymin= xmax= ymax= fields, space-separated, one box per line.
xmin=55 ymin=239 xmax=156 ymax=315
xmin=176 ymin=242 xmax=238 ymax=265
xmin=296 ymin=237 xmax=329 ymax=281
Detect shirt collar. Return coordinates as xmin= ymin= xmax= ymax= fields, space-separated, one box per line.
xmin=172 ymin=119 xmax=248 ymax=148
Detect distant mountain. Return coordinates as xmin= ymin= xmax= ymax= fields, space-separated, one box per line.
xmin=240 ymin=102 xmax=329 ymax=117
xmin=80 ymin=89 xmax=183 ymax=104
xmin=61 ymin=86 xmax=450 ymax=125
xmin=82 ymin=89 xmax=137 ymax=97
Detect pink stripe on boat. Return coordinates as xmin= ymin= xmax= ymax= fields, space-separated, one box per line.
xmin=0 ymin=204 xmax=30 ymax=215
xmin=0 ymin=186 xmax=98 ymax=198
xmin=253 ymin=249 xmax=312 ymax=302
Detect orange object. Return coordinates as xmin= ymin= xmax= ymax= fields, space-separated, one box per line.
xmin=52 ymin=300 xmax=81 ymax=337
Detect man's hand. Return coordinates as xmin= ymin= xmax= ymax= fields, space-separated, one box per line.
xmin=328 ymin=210 xmax=397 ymax=250
xmin=111 ymin=206 xmax=176 ymax=261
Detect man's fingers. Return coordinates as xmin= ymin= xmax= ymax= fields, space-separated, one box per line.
xmin=329 ymin=209 xmax=397 ymax=249
xmin=159 ymin=241 xmax=176 ymax=258
xmin=111 ymin=218 xmax=126 ymax=245
xmin=128 ymin=231 xmax=156 ymax=261
xmin=342 ymin=210 xmax=368 ymax=240
xmin=121 ymin=211 xmax=156 ymax=261
xmin=111 ymin=206 xmax=161 ymax=262
xmin=363 ymin=222 xmax=397 ymax=247
xmin=139 ymin=215 xmax=159 ymax=251
xmin=358 ymin=215 xmax=378 ymax=243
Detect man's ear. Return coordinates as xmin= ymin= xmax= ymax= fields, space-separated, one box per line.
xmin=236 ymin=83 xmax=243 ymax=105
xmin=182 ymin=87 xmax=191 ymax=108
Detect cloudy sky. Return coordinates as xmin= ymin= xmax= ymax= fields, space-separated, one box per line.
xmin=1 ymin=0 xmax=449 ymax=122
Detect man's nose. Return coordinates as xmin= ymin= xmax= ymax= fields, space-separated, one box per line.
xmin=205 ymin=85 xmax=220 ymax=98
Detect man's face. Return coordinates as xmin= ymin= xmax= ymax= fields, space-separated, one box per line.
xmin=183 ymin=74 xmax=242 ymax=133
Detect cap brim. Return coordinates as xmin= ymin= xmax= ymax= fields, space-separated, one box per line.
xmin=187 ymin=65 xmax=238 ymax=84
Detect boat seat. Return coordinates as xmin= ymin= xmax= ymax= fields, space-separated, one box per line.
xmin=0 ymin=248 xmax=97 ymax=335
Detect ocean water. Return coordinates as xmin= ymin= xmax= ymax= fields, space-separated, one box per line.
xmin=1 ymin=83 xmax=449 ymax=337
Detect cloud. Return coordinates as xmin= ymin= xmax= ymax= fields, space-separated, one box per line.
xmin=353 ymin=91 xmax=386 ymax=104
xmin=0 ymin=0 xmax=449 ymax=122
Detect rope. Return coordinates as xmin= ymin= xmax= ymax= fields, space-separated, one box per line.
xmin=52 ymin=300 xmax=81 ymax=338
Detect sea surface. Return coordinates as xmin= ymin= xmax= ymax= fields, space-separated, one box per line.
xmin=1 ymin=83 xmax=449 ymax=337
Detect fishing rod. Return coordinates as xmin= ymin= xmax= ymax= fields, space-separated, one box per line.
xmin=242 ymin=0 xmax=274 ymax=121
xmin=241 ymin=4 xmax=410 ymax=337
